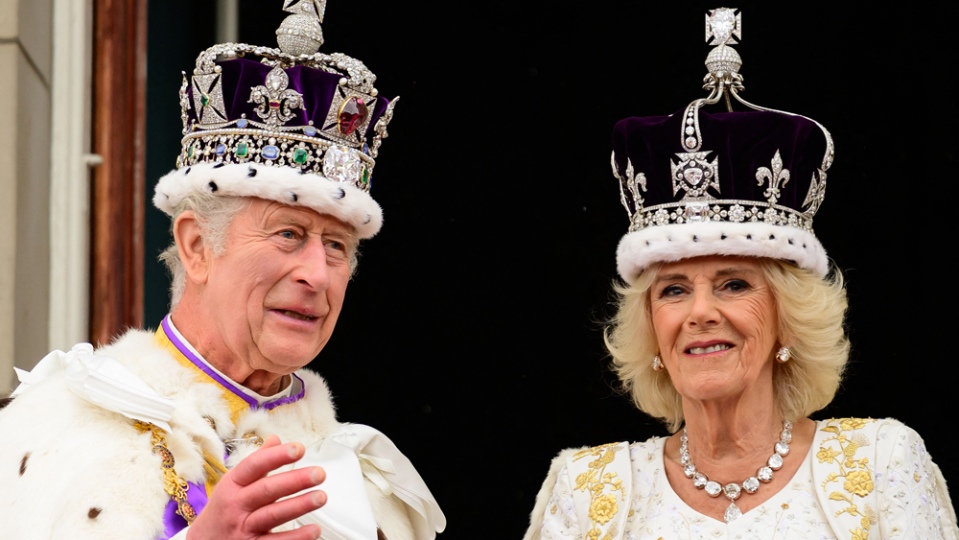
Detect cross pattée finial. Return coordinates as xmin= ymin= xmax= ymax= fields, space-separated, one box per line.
xmin=705 ymin=8 xmax=741 ymax=46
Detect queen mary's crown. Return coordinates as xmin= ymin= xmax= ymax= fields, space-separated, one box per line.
xmin=612 ymin=8 xmax=835 ymax=283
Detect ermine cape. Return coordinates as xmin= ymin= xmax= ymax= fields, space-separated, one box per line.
xmin=0 ymin=325 xmax=445 ymax=540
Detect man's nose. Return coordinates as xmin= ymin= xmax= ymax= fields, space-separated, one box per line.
xmin=291 ymin=240 xmax=331 ymax=291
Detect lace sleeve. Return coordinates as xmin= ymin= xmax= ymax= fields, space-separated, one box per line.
xmin=877 ymin=423 xmax=959 ymax=540
xmin=538 ymin=465 xmax=583 ymax=540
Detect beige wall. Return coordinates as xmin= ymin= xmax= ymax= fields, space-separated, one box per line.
xmin=0 ymin=0 xmax=53 ymax=394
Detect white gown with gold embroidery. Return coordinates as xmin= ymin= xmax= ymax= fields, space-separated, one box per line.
xmin=525 ymin=419 xmax=957 ymax=540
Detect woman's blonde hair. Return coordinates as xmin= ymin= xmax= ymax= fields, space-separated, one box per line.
xmin=605 ymin=258 xmax=849 ymax=432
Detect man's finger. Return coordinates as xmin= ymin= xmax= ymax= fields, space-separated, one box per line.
xmin=247 ymin=490 xmax=326 ymax=532
xmin=261 ymin=434 xmax=282 ymax=448
xmin=230 ymin=441 xmax=305 ymax=487
xmin=240 ymin=466 xmax=325 ymax=511
xmin=262 ymin=524 xmax=322 ymax=540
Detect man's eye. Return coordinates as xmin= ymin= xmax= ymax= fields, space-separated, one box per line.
xmin=279 ymin=230 xmax=296 ymax=240
xmin=328 ymin=241 xmax=345 ymax=252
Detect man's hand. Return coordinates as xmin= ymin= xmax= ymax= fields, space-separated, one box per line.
xmin=187 ymin=435 xmax=326 ymax=540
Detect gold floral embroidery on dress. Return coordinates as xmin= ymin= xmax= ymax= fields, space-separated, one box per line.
xmin=572 ymin=444 xmax=625 ymax=540
xmin=817 ymin=418 xmax=877 ymax=540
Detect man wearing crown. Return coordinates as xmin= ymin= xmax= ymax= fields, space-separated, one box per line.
xmin=0 ymin=3 xmax=444 ymax=540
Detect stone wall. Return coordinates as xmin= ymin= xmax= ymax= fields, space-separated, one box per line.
xmin=0 ymin=0 xmax=53 ymax=394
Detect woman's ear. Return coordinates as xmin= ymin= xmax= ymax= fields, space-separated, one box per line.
xmin=173 ymin=210 xmax=211 ymax=285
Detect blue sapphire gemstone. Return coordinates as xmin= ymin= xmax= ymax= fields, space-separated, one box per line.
xmin=362 ymin=144 xmax=370 ymax=155
xmin=262 ymin=145 xmax=280 ymax=160
xmin=304 ymin=125 xmax=317 ymax=136
xmin=215 ymin=144 xmax=227 ymax=155
xmin=237 ymin=119 xmax=249 ymax=128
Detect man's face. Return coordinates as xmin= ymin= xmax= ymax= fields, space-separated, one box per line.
xmin=204 ymin=199 xmax=354 ymax=374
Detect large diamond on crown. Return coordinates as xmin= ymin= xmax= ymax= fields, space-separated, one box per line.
xmin=323 ymin=145 xmax=361 ymax=184
xmin=706 ymin=8 xmax=740 ymax=45
xmin=671 ymin=151 xmax=720 ymax=200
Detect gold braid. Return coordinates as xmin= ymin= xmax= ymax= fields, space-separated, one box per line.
xmin=134 ymin=421 xmax=198 ymax=524
xmin=202 ymin=449 xmax=229 ymax=486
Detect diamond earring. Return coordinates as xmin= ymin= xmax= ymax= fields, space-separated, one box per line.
xmin=776 ymin=347 xmax=791 ymax=362
xmin=652 ymin=354 xmax=664 ymax=371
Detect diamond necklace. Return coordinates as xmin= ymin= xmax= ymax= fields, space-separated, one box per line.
xmin=680 ymin=420 xmax=793 ymax=523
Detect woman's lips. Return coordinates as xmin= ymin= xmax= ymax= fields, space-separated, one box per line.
xmin=684 ymin=340 xmax=734 ymax=356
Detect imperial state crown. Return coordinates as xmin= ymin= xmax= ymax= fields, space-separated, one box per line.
xmin=153 ymin=0 xmax=397 ymax=239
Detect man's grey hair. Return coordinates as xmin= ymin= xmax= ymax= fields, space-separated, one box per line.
xmin=159 ymin=194 xmax=359 ymax=310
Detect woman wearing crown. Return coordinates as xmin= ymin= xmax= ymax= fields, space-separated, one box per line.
xmin=0 ymin=3 xmax=444 ymax=540
xmin=524 ymin=9 xmax=957 ymax=540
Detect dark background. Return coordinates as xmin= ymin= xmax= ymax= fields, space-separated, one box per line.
xmin=145 ymin=1 xmax=958 ymax=536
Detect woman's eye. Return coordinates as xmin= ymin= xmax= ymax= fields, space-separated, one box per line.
xmin=328 ymin=241 xmax=345 ymax=252
xmin=723 ymin=279 xmax=749 ymax=292
xmin=279 ymin=230 xmax=296 ymax=240
xmin=662 ymin=285 xmax=685 ymax=297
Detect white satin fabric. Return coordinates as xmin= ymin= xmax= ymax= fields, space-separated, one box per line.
xmin=11 ymin=343 xmax=176 ymax=431
xmin=293 ymin=424 xmax=447 ymax=540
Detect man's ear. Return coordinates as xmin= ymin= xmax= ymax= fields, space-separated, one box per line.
xmin=173 ymin=210 xmax=211 ymax=285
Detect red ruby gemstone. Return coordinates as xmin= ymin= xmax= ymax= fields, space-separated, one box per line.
xmin=338 ymin=97 xmax=368 ymax=135
xmin=269 ymin=99 xmax=281 ymax=109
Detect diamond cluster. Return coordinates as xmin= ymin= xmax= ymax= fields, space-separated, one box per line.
xmin=681 ymin=421 xmax=793 ymax=523
xmin=630 ymin=200 xmax=813 ymax=233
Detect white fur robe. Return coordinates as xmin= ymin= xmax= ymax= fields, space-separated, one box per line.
xmin=0 ymin=329 xmax=415 ymax=540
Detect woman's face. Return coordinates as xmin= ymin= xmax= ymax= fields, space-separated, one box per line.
xmin=649 ymin=256 xmax=779 ymax=404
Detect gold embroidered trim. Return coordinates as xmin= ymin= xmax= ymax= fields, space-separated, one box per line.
xmin=817 ymin=418 xmax=878 ymax=540
xmin=572 ymin=443 xmax=626 ymax=540
xmin=135 ymin=421 xmax=198 ymax=524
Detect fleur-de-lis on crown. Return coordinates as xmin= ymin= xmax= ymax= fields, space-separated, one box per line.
xmin=178 ymin=72 xmax=191 ymax=134
xmin=803 ymin=169 xmax=826 ymax=217
xmin=756 ymin=150 xmax=790 ymax=205
xmin=611 ymin=151 xmax=647 ymax=220
xmin=248 ymin=67 xmax=305 ymax=128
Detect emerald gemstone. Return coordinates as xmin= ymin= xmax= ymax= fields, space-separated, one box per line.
xmin=362 ymin=168 xmax=370 ymax=185
xmin=236 ymin=143 xmax=248 ymax=157
xmin=187 ymin=145 xmax=194 ymax=158
xmin=293 ymin=149 xmax=308 ymax=164
xmin=201 ymin=93 xmax=210 ymax=107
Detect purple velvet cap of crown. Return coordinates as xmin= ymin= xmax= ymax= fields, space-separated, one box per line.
xmin=185 ymin=58 xmax=390 ymax=140
xmin=612 ymin=108 xmax=827 ymax=213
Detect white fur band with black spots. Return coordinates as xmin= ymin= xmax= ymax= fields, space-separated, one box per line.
xmin=153 ymin=162 xmax=383 ymax=239
xmin=616 ymin=221 xmax=829 ymax=283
